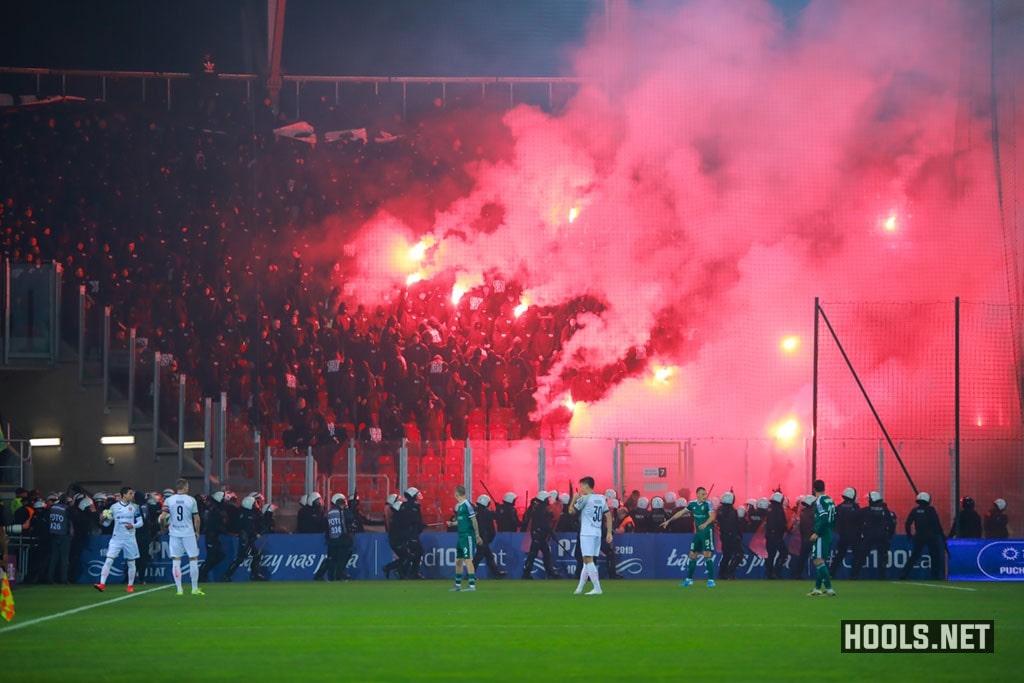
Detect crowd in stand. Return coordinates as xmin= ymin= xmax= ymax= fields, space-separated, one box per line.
xmin=0 ymin=95 xmax=631 ymax=478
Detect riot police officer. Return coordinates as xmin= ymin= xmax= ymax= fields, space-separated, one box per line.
xmin=224 ymin=494 xmax=269 ymax=581
xmin=632 ymin=497 xmax=652 ymax=533
xmin=495 ymin=492 xmax=521 ymax=532
xmin=386 ymin=487 xmax=425 ymax=579
xmin=900 ymin=492 xmax=946 ymax=580
xmin=746 ymin=498 xmax=768 ymax=534
xmin=318 ymin=493 xmax=355 ymax=580
xmin=649 ymin=497 xmax=668 ymax=530
xmin=716 ymin=492 xmax=743 ymax=580
xmin=472 ymin=495 xmax=507 ymax=578
xmin=852 ymin=491 xmax=896 ymax=579
xmin=46 ymin=495 xmax=72 ymax=584
xmin=521 ymin=491 xmax=557 ymax=579
xmin=791 ymin=495 xmax=816 ymax=579
xmin=948 ymin=496 xmax=982 ymax=538
xmin=830 ymin=487 xmax=860 ymax=577
xmin=764 ymin=492 xmax=788 ymax=579
xmin=297 ymin=492 xmax=327 ymax=534
xmin=199 ymin=491 xmax=228 ymax=581
xmin=983 ymin=498 xmax=1010 ymax=538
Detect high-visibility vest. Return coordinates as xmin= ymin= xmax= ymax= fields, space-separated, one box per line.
xmin=616 ymin=514 xmax=634 ymax=533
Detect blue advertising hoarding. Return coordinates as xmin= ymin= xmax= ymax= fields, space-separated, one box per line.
xmin=947 ymin=539 xmax=1024 ymax=581
xmin=75 ymin=532 xmax=959 ymax=583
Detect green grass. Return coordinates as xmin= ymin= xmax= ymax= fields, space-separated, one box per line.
xmin=3 ymin=579 xmax=1020 ymax=681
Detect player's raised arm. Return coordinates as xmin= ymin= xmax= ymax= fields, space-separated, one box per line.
xmin=662 ymin=506 xmax=689 ymax=527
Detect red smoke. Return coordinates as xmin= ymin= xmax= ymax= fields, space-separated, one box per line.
xmin=314 ymin=1 xmax=1022 ymax=510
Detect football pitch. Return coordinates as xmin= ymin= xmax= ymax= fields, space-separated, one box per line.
xmin=3 ymin=579 xmax=1019 ymax=681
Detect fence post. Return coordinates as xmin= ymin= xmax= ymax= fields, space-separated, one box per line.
xmin=127 ymin=327 xmax=136 ymax=430
xmin=203 ymin=397 xmax=212 ymax=495
xmin=177 ymin=374 xmax=186 ymax=473
xmin=305 ymin=446 xmax=316 ymax=500
xmin=253 ymin=428 xmax=262 ymax=493
xmin=78 ymin=285 xmax=86 ymax=387
xmin=265 ymin=446 xmax=273 ymax=507
xmin=102 ymin=306 xmax=111 ymax=409
xmin=218 ymin=391 xmax=227 ymax=484
xmin=347 ymin=437 xmax=357 ymax=498
xmin=877 ymin=438 xmax=885 ymax=499
xmin=537 ymin=438 xmax=546 ymax=493
xmin=464 ymin=439 xmax=473 ymax=500
xmin=399 ymin=438 xmax=409 ymax=493
xmin=152 ymin=351 xmax=161 ymax=458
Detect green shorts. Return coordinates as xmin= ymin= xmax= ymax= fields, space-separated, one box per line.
xmin=457 ymin=534 xmax=477 ymax=560
xmin=812 ymin=532 xmax=832 ymax=561
xmin=690 ymin=528 xmax=714 ymax=554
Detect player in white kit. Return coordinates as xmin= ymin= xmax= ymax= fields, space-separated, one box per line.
xmin=161 ymin=478 xmax=204 ymax=595
xmin=94 ymin=485 xmax=144 ymax=593
xmin=570 ymin=476 xmax=613 ymax=596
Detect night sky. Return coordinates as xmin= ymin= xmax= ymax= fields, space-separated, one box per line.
xmin=0 ymin=0 xmax=810 ymax=76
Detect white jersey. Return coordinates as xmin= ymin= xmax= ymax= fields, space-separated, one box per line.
xmin=109 ymin=501 xmax=143 ymax=539
xmin=163 ymin=493 xmax=199 ymax=537
xmin=574 ymin=493 xmax=609 ymax=537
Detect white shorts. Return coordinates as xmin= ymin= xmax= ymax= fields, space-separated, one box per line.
xmin=169 ymin=534 xmax=200 ymax=558
xmin=579 ymin=535 xmax=601 ymax=558
xmin=105 ymin=537 xmax=140 ymax=561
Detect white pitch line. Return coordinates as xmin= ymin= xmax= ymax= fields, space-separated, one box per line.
xmin=894 ymin=581 xmax=977 ymax=592
xmin=0 ymin=584 xmax=175 ymax=633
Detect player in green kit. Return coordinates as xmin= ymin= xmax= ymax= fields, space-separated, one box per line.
xmin=807 ymin=479 xmax=837 ymax=596
xmin=661 ymin=486 xmax=717 ymax=587
xmin=451 ymin=485 xmax=483 ymax=592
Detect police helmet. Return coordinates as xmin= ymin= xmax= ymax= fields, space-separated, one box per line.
xmin=549 ymin=490 xmax=560 ymax=501
xmin=241 ymin=495 xmax=256 ymax=510
xmin=162 ymin=488 xmax=174 ymax=498
xmin=960 ymin=496 xmax=974 ymax=510
xmin=608 ymin=498 xmax=620 ymax=510
xmin=757 ymin=497 xmax=769 ymax=510
xmin=386 ymin=493 xmax=398 ymax=505
xmin=537 ymin=491 xmax=550 ymax=502
xmin=676 ymin=498 xmax=688 ymax=508
xmin=721 ymin=492 xmax=735 ymax=505
xmin=651 ymin=497 xmax=665 ymax=509
xmin=994 ymin=498 xmax=1007 ymax=511
xmin=265 ymin=504 xmax=278 ymax=514
xmin=78 ymin=496 xmax=95 ymax=511
xmin=503 ymin=492 xmax=517 ymax=504
xmin=737 ymin=506 xmax=746 ymax=518
xmin=637 ymin=497 xmax=650 ymax=510
xmin=331 ymin=493 xmax=346 ymax=506
xmin=476 ymin=495 xmax=491 ymax=507
xmin=212 ymin=491 xmax=226 ymax=503
xmin=746 ymin=498 xmax=757 ymax=508
xmin=803 ymin=495 xmax=816 ymax=506
xmin=916 ymin=491 xmax=931 ymax=504
xmin=391 ymin=499 xmax=403 ymax=512
xmin=558 ymin=493 xmax=570 ymax=505
xmin=404 ymin=487 xmax=420 ymax=501
xmin=664 ymin=492 xmax=677 ymax=505
xmin=94 ymin=492 xmax=108 ymax=503
xmin=842 ymin=487 xmax=857 ymax=501
xmin=868 ymin=491 xmax=883 ymax=503
xmin=770 ymin=492 xmax=783 ymax=504
xmin=604 ymin=489 xmax=617 ymax=499
xmin=299 ymin=494 xmax=309 ymax=506
xmin=308 ymin=492 xmax=323 ymax=507
xmin=33 ymin=500 xmax=45 ymax=509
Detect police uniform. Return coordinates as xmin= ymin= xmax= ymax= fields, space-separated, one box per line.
xmin=224 ymin=496 xmax=269 ymax=581
xmin=764 ymin=495 xmax=788 ymax=579
xmin=495 ymin=493 xmax=521 ymax=532
xmin=715 ymin=495 xmax=743 ymax=580
xmin=46 ymin=498 xmax=72 ymax=584
xmin=948 ymin=497 xmax=982 ymax=538
xmin=829 ymin=489 xmax=860 ymax=577
xmin=199 ymin=493 xmax=228 ymax=581
xmin=320 ymin=494 xmax=355 ymax=580
xmin=472 ymin=496 xmax=507 ymax=578
xmin=521 ymin=493 xmax=557 ymax=579
xmin=900 ymin=492 xmax=945 ymax=580
xmin=983 ymin=499 xmax=1009 ymax=539
xmin=852 ymin=492 xmax=896 ymax=580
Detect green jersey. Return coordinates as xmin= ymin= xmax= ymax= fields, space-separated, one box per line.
xmin=455 ymin=499 xmax=476 ymax=535
xmin=813 ymin=495 xmax=836 ymax=535
xmin=687 ymin=500 xmax=714 ymax=530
